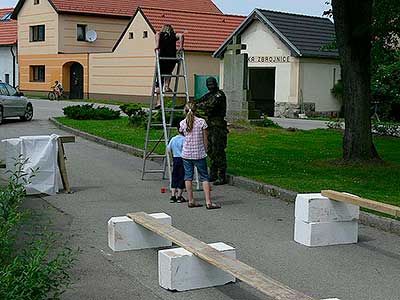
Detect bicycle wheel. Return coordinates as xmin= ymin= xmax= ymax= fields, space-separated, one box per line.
xmin=48 ymin=92 xmax=57 ymax=101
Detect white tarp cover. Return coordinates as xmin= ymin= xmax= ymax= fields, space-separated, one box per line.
xmin=2 ymin=134 xmax=59 ymax=195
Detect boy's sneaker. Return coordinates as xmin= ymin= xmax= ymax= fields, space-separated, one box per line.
xmin=177 ymin=196 xmax=187 ymax=203
xmin=170 ymin=196 xmax=177 ymax=203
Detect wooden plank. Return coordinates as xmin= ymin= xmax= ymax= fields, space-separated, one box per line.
xmin=321 ymin=190 xmax=400 ymax=217
xmin=57 ymin=139 xmax=71 ymax=193
xmin=59 ymin=135 xmax=76 ymax=144
xmin=127 ymin=212 xmax=315 ymax=300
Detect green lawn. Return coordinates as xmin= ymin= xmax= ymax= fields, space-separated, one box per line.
xmin=56 ymin=117 xmax=400 ymax=207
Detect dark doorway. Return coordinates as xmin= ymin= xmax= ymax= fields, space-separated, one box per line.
xmin=70 ymin=62 xmax=84 ymax=99
xmin=249 ymin=68 xmax=276 ymax=117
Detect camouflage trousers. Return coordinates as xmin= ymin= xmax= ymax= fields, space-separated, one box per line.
xmin=207 ymin=125 xmax=228 ymax=180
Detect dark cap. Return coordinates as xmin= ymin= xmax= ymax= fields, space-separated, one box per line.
xmin=206 ymin=77 xmax=218 ymax=85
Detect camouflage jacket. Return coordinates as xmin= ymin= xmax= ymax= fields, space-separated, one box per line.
xmin=197 ymin=90 xmax=227 ymax=127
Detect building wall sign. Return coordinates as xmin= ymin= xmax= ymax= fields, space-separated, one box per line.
xmin=248 ymin=56 xmax=291 ymax=63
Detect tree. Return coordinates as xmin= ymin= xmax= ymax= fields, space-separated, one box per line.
xmin=371 ymin=0 xmax=400 ymax=121
xmin=332 ymin=0 xmax=380 ymax=161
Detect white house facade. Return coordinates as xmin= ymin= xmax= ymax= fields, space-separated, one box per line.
xmin=0 ymin=45 xmax=18 ymax=87
xmin=0 ymin=8 xmax=18 ymax=87
xmin=215 ymin=9 xmax=342 ymax=118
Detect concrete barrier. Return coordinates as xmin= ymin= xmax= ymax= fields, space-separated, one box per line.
xmin=158 ymin=242 xmax=236 ymax=291
xmin=108 ymin=213 xmax=172 ymax=252
xmin=295 ymin=194 xmax=359 ymax=247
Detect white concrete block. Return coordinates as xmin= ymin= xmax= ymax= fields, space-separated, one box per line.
xmin=159 ymin=242 xmax=236 ymax=291
xmin=108 ymin=213 xmax=172 ymax=252
xmin=294 ymin=218 xmax=358 ymax=247
xmin=295 ymin=193 xmax=359 ymax=223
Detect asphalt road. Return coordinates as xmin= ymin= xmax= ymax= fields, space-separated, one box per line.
xmin=270 ymin=117 xmax=329 ymax=130
xmin=0 ymin=99 xmax=399 ymax=300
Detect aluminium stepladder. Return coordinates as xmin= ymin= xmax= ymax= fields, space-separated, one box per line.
xmin=141 ymin=49 xmax=190 ymax=184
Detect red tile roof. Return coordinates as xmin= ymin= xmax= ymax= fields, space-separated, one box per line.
xmin=50 ymin=0 xmax=222 ymax=17
xmin=141 ymin=8 xmax=245 ymax=52
xmin=0 ymin=8 xmax=17 ymax=45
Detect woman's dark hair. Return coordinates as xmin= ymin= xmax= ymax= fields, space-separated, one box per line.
xmin=176 ymin=122 xmax=183 ymax=133
xmin=161 ymin=24 xmax=175 ymax=35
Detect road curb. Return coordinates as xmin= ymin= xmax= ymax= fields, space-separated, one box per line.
xmin=49 ymin=117 xmax=400 ymax=236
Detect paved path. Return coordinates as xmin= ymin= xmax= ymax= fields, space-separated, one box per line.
xmin=1 ymin=100 xmax=400 ymax=300
xmin=270 ymin=117 xmax=329 ymax=130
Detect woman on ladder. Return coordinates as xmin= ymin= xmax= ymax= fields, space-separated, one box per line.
xmin=154 ymin=24 xmax=184 ymax=109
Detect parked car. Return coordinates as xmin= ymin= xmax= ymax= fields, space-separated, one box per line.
xmin=0 ymin=82 xmax=33 ymax=124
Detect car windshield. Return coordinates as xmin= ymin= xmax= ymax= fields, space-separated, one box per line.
xmin=0 ymin=83 xmax=8 ymax=95
xmin=5 ymin=84 xmax=17 ymax=96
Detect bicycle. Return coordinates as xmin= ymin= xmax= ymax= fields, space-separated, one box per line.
xmin=48 ymin=86 xmax=64 ymax=101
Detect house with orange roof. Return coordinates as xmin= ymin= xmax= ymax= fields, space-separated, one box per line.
xmin=11 ymin=0 xmax=244 ymax=100
xmin=0 ymin=8 xmax=18 ymax=87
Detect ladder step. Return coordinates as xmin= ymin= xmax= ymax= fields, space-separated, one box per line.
xmin=144 ymin=170 xmax=166 ymax=174
xmin=165 ymin=108 xmax=184 ymax=112
xmin=162 ymin=92 xmax=188 ymax=96
xmin=159 ymin=57 xmax=183 ymax=61
xmin=151 ymin=124 xmax=173 ymax=127
xmin=150 ymin=108 xmax=183 ymax=113
xmin=147 ymin=154 xmax=166 ymax=159
xmin=161 ymin=74 xmax=185 ymax=78
xmin=148 ymin=139 xmax=166 ymax=142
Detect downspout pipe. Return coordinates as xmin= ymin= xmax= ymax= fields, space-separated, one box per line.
xmin=10 ymin=45 xmax=16 ymax=88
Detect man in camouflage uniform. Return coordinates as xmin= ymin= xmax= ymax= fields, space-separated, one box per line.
xmin=197 ymin=77 xmax=228 ymax=185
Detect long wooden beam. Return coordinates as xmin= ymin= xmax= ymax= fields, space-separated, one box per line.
xmin=127 ymin=212 xmax=315 ymax=300
xmin=321 ymin=190 xmax=400 ymax=217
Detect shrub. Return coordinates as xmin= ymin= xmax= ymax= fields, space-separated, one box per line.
xmin=262 ymin=117 xmax=281 ymax=128
xmin=0 ymin=237 xmax=76 ymax=300
xmin=371 ymin=53 xmax=400 ymax=121
xmin=119 ymin=104 xmax=148 ymax=127
xmin=331 ymin=79 xmax=344 ymax=100
xmin=0 ymin=157 xmax=77 ymax=300
xmin=326 ymin=119 xmax=344 ymax=130
xmin=123 ymin=107 xmax=185 ymax=129
xmin=0 ymin=157 xmax=28 ymax=263
xmin=372 ymin=121 xmax=400 ymax=137
xmin=63 ymin=104 xmax=120 ymax=120
xmin=119 ymin=103 xmax=143 ymax=117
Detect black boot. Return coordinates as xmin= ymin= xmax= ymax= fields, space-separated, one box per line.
xmin=213 ymin=173 xmax=227 ymax=185
xmin=209 ymin=171 xmax=218 ymax=182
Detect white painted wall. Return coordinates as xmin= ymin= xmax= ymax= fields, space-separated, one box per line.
xmin=220 ymin=19 xmax=343 ymax=115
xmin=0 ymin=45 xmax=18 ymax=86
xmin=240 ymin=20 xmax=298 ymax=104
xmin=300 ymin=58 xmax=341 ymax=112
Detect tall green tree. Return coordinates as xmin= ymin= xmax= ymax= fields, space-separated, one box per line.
xmin=371 ymin=0 xmax=400 ymax=121
xmin=332 ymin=0 xmax=380 ymax=161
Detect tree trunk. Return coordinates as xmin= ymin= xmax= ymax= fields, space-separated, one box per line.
xmin=332 ymin=0 xmax=380 ymax=161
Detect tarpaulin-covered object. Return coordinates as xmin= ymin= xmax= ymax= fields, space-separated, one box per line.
xmin=2 ymin=134 xmax=60 ymax=195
